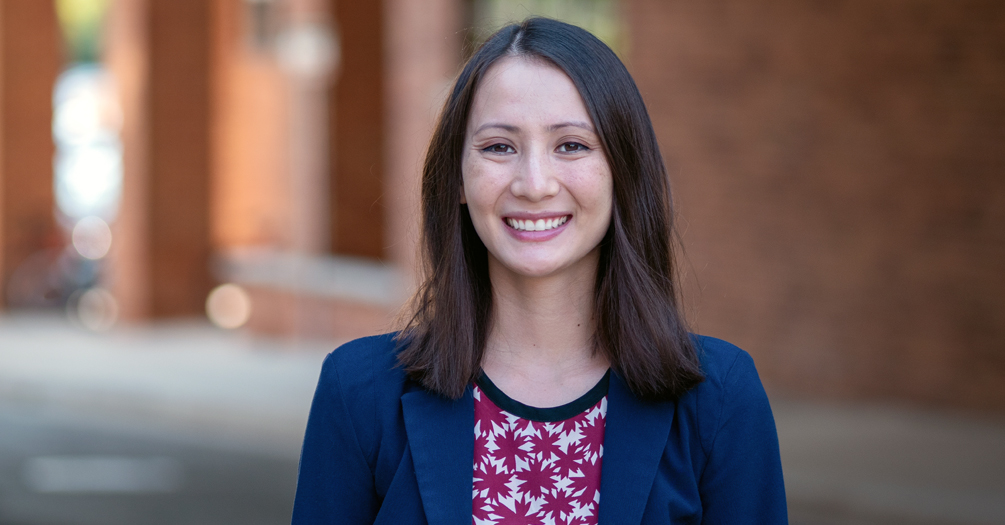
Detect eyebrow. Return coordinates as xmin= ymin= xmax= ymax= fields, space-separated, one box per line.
xmin=473 ymin=123 xmax=518 ymax=135
xmin=548 ymin=121 xmax=595 ymax=133
xmin=472 ymin=121 xmax=596 ymax=135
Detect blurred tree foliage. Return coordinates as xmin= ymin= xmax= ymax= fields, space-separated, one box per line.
xmin=468 ymin=0 xmax=624 ymax=57
xmin=55 ymin=0 xmax=111 ymax=63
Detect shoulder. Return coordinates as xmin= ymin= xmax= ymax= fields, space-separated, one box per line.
xmin=679 ymin=336 xmax=787 ymax=520
xmin=315 ymin=333 xmax=411 ymax=458
xmin=320 ymin=331 xmax=410 ymax=402
xmin=296 ymin=334 xmax=413 ymax=519
xmin=691 ymin=334 xmax=762 ymax=394
xmin=681 ymin=335 xmax=775 ymax=452
xmin=323 ymin=332 xmax=404 ymax=381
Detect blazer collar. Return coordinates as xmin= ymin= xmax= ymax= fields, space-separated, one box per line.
xmin=401 ymin=373 xmax=675 ymax=525
xmin=597 ymin=372 xmax=676 ymax=524
xmin=401 ymin=384 xmax=475 ymax=525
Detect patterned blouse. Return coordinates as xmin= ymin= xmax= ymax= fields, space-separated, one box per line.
xmin=472 ymin=371 xmax=610 ymax=525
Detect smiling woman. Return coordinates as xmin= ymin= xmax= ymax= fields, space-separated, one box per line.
xmin=293 ymin=18 xmax=787 ymax=525
xmin=461 ymin=57 xmax=613 ymax=289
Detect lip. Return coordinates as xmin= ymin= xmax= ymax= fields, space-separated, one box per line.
xmin=503 ymin=211 xmax=570 ymax=220
xmin=502 ymin=213 xmax=572 ymax=241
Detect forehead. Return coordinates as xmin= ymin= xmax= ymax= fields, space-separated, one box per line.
xmin=467 ymin=56 xmax=591 ymax=129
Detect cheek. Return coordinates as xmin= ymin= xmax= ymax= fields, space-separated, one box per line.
xmin=460 ymin=154 xmax=482 ymax=207
xmin=460 ymin=176 xmax=484 ymax=213
xmin=595 ymin=189 xmax=614 ymax=237
xmin=460 ymin=171 xmax=495 ymax=234
xmin=601 ymin=176 xmax=614 ymax=218
xmin=571 ymin=162 xmax=614 ymax=214
xmin=461 ymin=161 xmax=507 ymax=209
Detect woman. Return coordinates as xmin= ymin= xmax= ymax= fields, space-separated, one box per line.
xmin=293 ymin=18 xmax=786 ymax=524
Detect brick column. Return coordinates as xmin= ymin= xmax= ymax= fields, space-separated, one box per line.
xmin=209 ymin=0 xmax=289 ymax=250
xmin=105 ymin=0 xmax=212 ymax=319
xmin=384 ymin=0 xmax=464 ymax=287
xmin=330 ymin=0 xmax=465 ymax=266
xmin=329 ymin=0 xmax=385 ymax=259
xmin=0 ymin=0 xmax=61 ymax=310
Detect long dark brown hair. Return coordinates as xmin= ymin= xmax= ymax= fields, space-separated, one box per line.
xmin=397 ymin=17 xmax=703 ymax=401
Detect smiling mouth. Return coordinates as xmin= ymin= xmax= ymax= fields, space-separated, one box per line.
xmin=504 ymin=215 xmax=570 ymax=232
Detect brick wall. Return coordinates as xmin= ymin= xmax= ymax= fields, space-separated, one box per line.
xmin=625 ymin=0 xmax=1005 ymax=409
xmin=0 ymin=0 xmax=61 ymax=309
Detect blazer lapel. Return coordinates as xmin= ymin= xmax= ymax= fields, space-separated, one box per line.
xmin=401 ymin=385 xmax=475 ymax=525
xmin=598 ymin=373 xmax=676 ymax=525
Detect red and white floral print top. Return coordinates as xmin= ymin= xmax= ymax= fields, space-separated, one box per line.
xmin=472 ymin=371 xmax=610 ymax=525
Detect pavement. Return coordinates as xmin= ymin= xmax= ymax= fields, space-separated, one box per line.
xmin=1 ymin=313 xmax=1003 ymax=525
xmin=776 ymin=401 xmax=1005 ymax=525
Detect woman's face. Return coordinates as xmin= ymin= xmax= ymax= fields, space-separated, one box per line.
xmin=461 ymin=56 xmax=613 ymax=282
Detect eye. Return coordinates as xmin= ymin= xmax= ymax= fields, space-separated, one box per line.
xmin=557 ymin=142 xmax=589 ymax=153
xmin=482 ymin=143 xmax=515 ymax=154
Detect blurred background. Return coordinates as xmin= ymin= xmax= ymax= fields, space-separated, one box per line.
xmin=0 ymin=0 xmax=1002 ymax=523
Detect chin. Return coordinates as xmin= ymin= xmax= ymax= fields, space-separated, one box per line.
xmin=501 ymin=259 xmax=571 ymax=279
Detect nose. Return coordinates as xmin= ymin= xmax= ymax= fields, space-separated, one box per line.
xmin=510 ymin=148 xmax=560 ymax=201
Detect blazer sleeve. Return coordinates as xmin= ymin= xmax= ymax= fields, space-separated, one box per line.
xmin=699 ymin=351 xmax=788 ymax=524
xmin=292 ymin=353 xmax=379 ymax=524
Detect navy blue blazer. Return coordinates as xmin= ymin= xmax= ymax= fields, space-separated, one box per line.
xmin=292 ymin=333 xmax=787 ymax=524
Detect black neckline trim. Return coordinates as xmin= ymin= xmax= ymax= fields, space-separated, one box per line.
xmin=475 ymin=370 xmax=611 ymax=422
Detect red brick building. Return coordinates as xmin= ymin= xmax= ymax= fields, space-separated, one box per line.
xmin=0 ymin=0 xmax=1001 ymax=409
xmin=625 ymin=0 xmax=1005 ymax=409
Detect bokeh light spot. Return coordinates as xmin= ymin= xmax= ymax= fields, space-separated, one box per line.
xmin=70 ymin=287 xmax=119 ymax=332
xmin=206 ymin=284 xmax=252 ymax=329
xmin=71 ymin=215 xmax=112 ymax=260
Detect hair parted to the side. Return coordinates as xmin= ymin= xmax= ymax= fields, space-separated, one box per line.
xmin=396 ymin=17 xmax=704 ymax=401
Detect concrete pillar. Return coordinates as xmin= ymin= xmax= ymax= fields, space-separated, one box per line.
xmin=105 ymin=0 xmax=213 ymax=319
xmin=0 ymin=0 xmax=61 ymax=309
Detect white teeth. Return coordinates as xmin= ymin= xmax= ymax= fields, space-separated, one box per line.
xmin=506 ymin=216 xmax=568 ymax=232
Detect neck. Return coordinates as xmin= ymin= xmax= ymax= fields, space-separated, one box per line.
xmin=481 ymin=253 xmax=608 ymax=384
